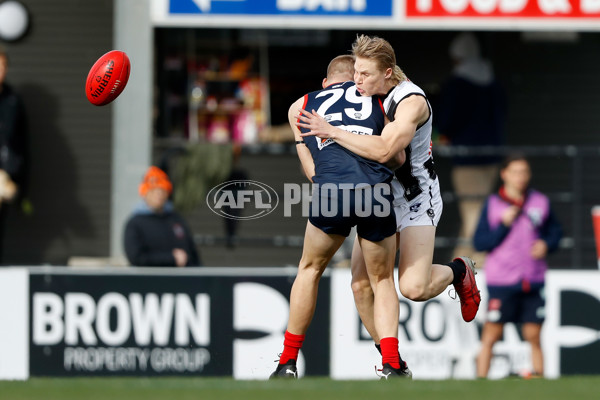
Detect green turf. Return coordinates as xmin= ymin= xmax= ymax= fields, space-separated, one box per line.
xmin=0 ymin=376 xmax=598 ymax=400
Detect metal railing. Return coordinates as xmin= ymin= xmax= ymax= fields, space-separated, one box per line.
xmin=434 ymin=145 xmax=596 ymax=268
xmin=194 ymin=145 xmax=600 ymax=269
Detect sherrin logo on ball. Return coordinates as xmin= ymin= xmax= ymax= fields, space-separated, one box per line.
xmin=85 ymin=50 xmax=130 ymax=106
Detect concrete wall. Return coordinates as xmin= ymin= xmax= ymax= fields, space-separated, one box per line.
xmin=3 ymin=0 xmax=114 ymax=265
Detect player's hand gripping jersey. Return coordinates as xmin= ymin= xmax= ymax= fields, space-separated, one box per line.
xmin=301 ymin=81 xmax=393 ymax=186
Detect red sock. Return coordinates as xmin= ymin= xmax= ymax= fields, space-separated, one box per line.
xmin=279 ymin=330 xmax=305 ymax=364
xmin=380 ymin=337 xmax=400 ymax=369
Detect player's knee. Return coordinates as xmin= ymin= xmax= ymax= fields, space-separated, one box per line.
xmin=522 ymin=325 xmax=542 ymax=345
xmin=481 ymin=324 xmax=504 ymax=345
xmin=480 ymin=334 xmax=500 ymax=347
xmin=524 ymin=333 xmax=541 ymax=346
xmin=399 ymin=283 xmax=428 ymax=301
xmin=351 ymin=279 xmax=373 ymax=301
xmin=298 ymin=259 xmax=327 ymax=280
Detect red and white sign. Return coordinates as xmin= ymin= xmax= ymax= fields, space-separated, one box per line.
xmin=153 ymin=0 xmax=600 ymax=29
xmin=406 ymin=0 xmax=600 ymax=18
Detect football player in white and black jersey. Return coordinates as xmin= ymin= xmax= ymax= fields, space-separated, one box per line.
xmin=296 ymin=35 xmax=482 ymax=354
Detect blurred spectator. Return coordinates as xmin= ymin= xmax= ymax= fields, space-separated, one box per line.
xmin=473 ymin=154 xmax=562 ymax=378
xmin=435 ymin=32 xmax=507 ymax=264
xmin=124 ymin=166 xmax=201 ymax=267
xmin=0 ymin=46 xmax=28 ymax=264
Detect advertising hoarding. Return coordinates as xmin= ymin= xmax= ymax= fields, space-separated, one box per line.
xmin=152 ymin=0 xmax=600 ymax=30
xmin=27 ymin=268 xmax=329 ymax=378
xmin=2 ymin=267 xmax=600 ymax=380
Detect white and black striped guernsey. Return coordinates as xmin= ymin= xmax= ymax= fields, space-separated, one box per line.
xmin=382 ymin=80 xmax=438 ymax=203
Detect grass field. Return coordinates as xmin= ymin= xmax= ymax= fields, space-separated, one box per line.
xmin=1 ymin=376 xmax=599 ymax=400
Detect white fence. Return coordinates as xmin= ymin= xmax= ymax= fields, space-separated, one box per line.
xmin=1 ymin=267 xmax=599 ymax=380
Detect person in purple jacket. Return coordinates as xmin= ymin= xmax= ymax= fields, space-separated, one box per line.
xmin=473 ymin=153 xmax=562 ymax=378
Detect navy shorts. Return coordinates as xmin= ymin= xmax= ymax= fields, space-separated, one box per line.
xmin=308 ymin=183 xmax=396 ymax=242
xmin=486 ymin=281 xmax=545 ymax=324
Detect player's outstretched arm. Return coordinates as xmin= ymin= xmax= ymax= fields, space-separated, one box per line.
xmin=297 ymin=95 xmax=429 ymax=164
xmin=289 ymin=98 xmax=315 ymax=182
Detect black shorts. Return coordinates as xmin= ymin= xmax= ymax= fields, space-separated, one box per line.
xmin=486 ymin=281 xmax=545 ymax=324
xmin=308 ymin=183 xmax=396 ymax=242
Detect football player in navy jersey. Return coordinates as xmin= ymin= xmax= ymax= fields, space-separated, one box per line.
xmin=297 ymin=36 xmax=481 ymax=352
xmin=270 ymin=55 xmax=410 ymax=379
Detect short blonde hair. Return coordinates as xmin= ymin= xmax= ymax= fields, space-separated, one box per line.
xmin=326 ymin=54 xmax=355 ymax=81
xmin=352 ymin=34 xmax=406 ymax=85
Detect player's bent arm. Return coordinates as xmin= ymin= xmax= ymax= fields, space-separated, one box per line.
xmin=382 ymin=115 xmax=405 ymax=169
xmin=385 ymin=149 xmax=406 ymax=170
xmin=297 ymin=95 xmax=428 ymax=164
xmin=289 ymin=99 xmax=315 ymax=182
xmin=331 ymin=96 xmax=427 ymax=163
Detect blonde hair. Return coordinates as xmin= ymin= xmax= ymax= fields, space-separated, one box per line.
xmin=326 ymin=54 xmax=355 ymax=81
xmin=351 ymin=34 xmax=406 ymax=85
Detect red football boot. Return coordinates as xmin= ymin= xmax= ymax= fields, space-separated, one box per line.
xmin=453 ymin=257 xmax=481 ymax=322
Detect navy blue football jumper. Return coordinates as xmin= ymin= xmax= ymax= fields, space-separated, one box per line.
xmin=299 ymin=81 xmax=396 ymax=241
xmin=301 ymin=80 xmax=393 ymax=186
